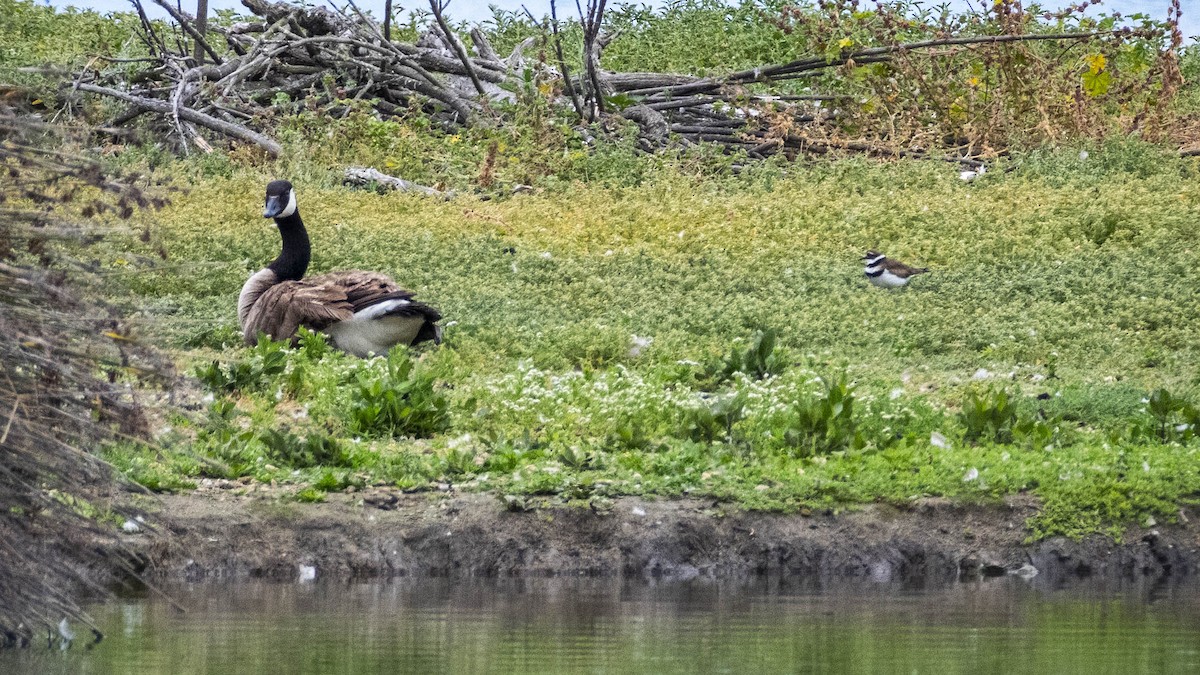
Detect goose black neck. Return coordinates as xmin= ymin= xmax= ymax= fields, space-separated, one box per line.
xmin=268 ymin=211 xmax=310 ymax=281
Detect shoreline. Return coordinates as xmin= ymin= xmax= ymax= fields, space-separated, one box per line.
xmin=126 ymin=490 xmax=1200 ymax=585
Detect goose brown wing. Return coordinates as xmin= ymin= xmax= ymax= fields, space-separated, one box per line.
xmin=308 ymin=270 xmax=409 ymax=309
xmin=309 ymin=270 xmax=441 ymax=321
xmin=243 ymin=280 xmax=354 ymax=343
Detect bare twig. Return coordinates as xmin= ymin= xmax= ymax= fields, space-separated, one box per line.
xmin=145 ymin=0 xmax=223 ymax=64
xmin=577 ymin=0 xmax=609 ymax=120
xmin=74 ymin=82 xmax=283 ymax=156
xmin=634 ymin=30 xmax=1119 ymax=99
xmin=429 ymin=0 xmax=487 ymax=96
xmin=549 ymin=0 xmax=585 ymax=121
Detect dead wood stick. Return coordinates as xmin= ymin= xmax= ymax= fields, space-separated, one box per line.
xmin=429 ymin=0 xmax=487 ymax=96
xmin=549 ymin=0 xmax=585 ymax=121
xmin=337 ymin=1 xmax=444 ymax=89
xmin=108 ymin=106 xmax=148 ymax=127
xmin=75 ymin=82 xmax=282 ymax=157
xmin=344 ymin=166 xmax=448 ymax=197
xmin=469 ymin=27 xmax=501 ymax=63
xmin=634 ymin=30 xmax=1117 ymax=98
xmin=577 ymin=0 xmax=609 ymax=120
xmin=144 ymin=0 xmax=223 ymax=65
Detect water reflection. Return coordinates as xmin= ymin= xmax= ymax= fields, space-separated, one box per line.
xmin=6 ymin=576 xmax=1200 ymax=673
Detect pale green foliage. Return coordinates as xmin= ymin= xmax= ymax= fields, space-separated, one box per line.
xmin=97 ymin=135 xmax=1200 ymax=540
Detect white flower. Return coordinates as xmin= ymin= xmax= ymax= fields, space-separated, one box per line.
xmin=963 ymin=467 xmax=979 ymax=482
xmin=889 ymin=388 xmax=904 ymax=400
xmin=540 ymin=251 xmax=552 ymax=259
xmin=972 ymin=368 xmax=991 ymax=380
xmin=628 ymin=334 xmax=653 ymax=358
xmin=1079 ymin=150 xmax=1089 ymax=161
xmin=930 ymin=431 xmax=950 ymax=449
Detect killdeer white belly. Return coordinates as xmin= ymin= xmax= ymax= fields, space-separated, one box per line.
xmin=862 ymin=250 xmax=929 ymax=288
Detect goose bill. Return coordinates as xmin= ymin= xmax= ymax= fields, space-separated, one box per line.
xmin=263 ymin=195 xmax=283 ymax=218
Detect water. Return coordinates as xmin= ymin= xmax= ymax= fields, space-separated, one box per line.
xmin=5 ymin=577 xmax=1200 ymax=673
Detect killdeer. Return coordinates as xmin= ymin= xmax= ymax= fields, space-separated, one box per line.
xmin=862 ymin=250 xmax=929 ymax=289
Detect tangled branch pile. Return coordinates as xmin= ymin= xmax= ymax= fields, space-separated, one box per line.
xmin=0 ymin=111 xmax=169 ymax=647
xmin=55 ymin=0 xmax=1189 ymax=166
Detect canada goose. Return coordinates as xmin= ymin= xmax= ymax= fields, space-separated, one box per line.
xmin=238 ymin=180 xmax=442 ymax=356
xmin=862 ymin=250 xmax=929 ymax=289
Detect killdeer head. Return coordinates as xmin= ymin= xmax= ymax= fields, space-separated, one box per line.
xmin=862 ymin=250 xmax=929 ymax=289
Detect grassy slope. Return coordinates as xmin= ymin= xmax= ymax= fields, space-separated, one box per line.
xmin=101 ymin=143 xmax=1200 ymax=539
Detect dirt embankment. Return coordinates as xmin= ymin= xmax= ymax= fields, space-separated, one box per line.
xmin=122 ymin=485 xmax=1200 ymax=586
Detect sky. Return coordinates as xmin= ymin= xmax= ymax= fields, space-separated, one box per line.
xmin=39 ymin=0 xmax=1199 ymax=40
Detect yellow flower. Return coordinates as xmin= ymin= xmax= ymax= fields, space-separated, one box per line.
xmin=837 ymin=37 xmax=854 ymax=49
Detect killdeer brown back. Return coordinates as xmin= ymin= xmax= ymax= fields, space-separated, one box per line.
xmin=862 ymin=250 xmax=929 ymax=289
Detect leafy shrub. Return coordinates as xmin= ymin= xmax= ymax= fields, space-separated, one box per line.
xmin=1140 ymin=388 xmax=1200 ymax=443
xmin=704 ymin=329 xmax=788 ymax=388
xmin=313 ymin=470 xmax=363 ymax=492
xmin=959 ymin=387 xmax=1062 ymax=448
xmin=258 ymin=428 xmax=351 ymax=469
xmin=439 ymin=446 xmax=480 ymax=477
xmin=195 ymin=336 xmax=288 ymax=394
xmin=778 ymin=373 xmax=863 ymax=457
xmin=959 ymin=387 xmax=1020 ymax=444
xmin=346 ymin=350 xmax=449 ymax=438
xmin=192 ymin=399 xmax=260 ymax=477
xmin=679 ymin=390 xmax=747 ymax=444
xmin=293 ymin=487 xmax=326 ymax=503
xmin=296 ymin=327 xmax=331 ymax=361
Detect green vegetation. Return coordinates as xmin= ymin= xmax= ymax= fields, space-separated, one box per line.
xmin=88 ymin=140 xmax=1200 ymax=541
xmin=4 ymin=0 xmax=1200 ymax=540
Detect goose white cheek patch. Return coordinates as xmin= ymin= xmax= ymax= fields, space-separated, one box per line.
xmin=277 ymin=189 xmax=298 ymax=218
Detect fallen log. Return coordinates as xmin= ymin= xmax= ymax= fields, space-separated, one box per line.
xmin=343 ymin=166 xmax=449 ymax=197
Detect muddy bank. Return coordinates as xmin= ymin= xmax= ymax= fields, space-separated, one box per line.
xmin=127 ymin=489 xmax=1200 ymax=586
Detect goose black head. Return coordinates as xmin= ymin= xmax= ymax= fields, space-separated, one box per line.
xmin=263 ymin=180 xmax=297 ymax=219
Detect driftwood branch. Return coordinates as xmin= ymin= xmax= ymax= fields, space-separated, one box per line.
xmin=469 ymin=27 xmax=501 ymax=63
xmin=148 ymin=0 xmax=223 ymax=65
xmin=430 ymin=0 xmax=487 ymax=97
xmin=577 ymin=0 xmax=609 ymax=120
xmin=344 ymin=166 xmax=449 ymax=197
xmin=549 ymin=0 xmax=585 ymax=121
xmin=75 ymin=82 xmax=282 ymax=156
xmin=633 ymin=30 xmax=1118 ymax=98
xmin=64 ymin=2 xmax=1148 ymax=168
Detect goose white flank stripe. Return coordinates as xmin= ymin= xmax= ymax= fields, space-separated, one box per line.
xmin=239 ymin=179 xmax=442 ymax=357
xmin=861 ymin=250 xmax=929 ymax=289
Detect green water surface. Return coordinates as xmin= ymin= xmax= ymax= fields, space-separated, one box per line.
xmin=5 ymin=577 xmax=1199 ymax=674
